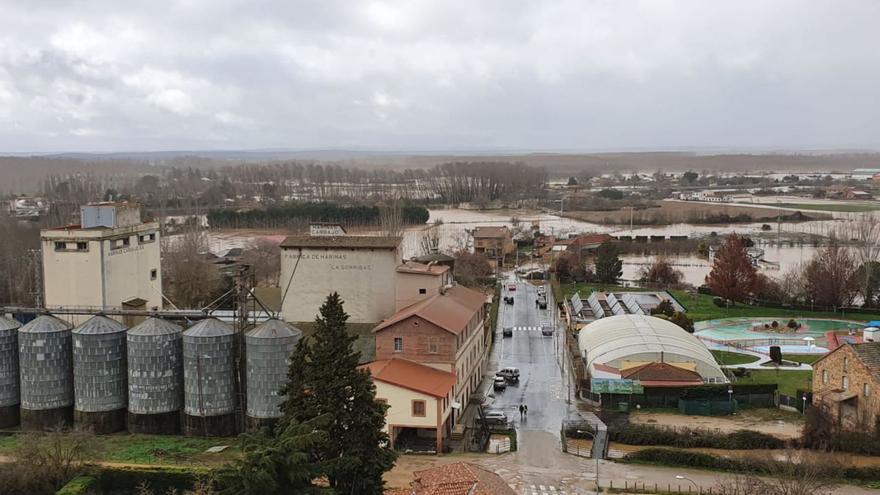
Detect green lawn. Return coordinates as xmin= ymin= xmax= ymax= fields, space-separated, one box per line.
xmin=559 ymin=281 xmax=880 ymax=323
xmin=710 ymin=350 xmax=760 ymax=365
xmin=775 ymin=202 xmax=880 ymax=213
xmin=0 ymin=433 xmax=239 ymax=465
xmin=785 ymin=354 xmax=822 ymax=364
xmin=734 ymin=369 xmax=813 ymax=396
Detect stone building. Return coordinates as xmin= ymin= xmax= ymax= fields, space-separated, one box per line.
xmin=279 ymin=235 xmax=401 ymax=324
xmin=41 ymin=203 xmax=161 ymax=325
xmin=373 ymin=284 xmax=490 ymax=428
xmin=813 ymin=342 xmax=880 ymax=431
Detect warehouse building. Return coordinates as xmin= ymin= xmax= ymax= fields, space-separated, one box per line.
xmin=279 ymin=234 xmax=401 ymax=324
xmin=41 ymin=203 xmax=162 ymax=325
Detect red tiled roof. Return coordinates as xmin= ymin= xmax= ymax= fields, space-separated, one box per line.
xmin=361 ymin=358 xmax=456 ymax=398
xmin=396 ymin=261 xmax=450 ymax=276
xmin=410 ymin=462 xmax=515 ymax=495
xmin=620 ymin=362 xmax=702 ymax=384
xmin=567 ymin=233 xmax=614 ymax=248
xmin=592 ymin=362 xmax=620 ymax=375
xmin=373 ymin=285 xmax=485 ymax=335
xmin=472 ymin=226 xmax=510 ymax=239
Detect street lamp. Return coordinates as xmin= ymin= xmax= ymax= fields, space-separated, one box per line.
xmin=675 ymin=475 xmax=698 ymax=490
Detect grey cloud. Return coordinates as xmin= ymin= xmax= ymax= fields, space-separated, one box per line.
xmin=1 ymin=0 xmax=879 ymax=152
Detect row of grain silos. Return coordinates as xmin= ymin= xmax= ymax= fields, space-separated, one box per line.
xmin=0 ymin=314 xmax=302 ymax=436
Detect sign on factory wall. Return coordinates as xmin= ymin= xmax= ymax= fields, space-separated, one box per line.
xmin=590 ymin=378 xmax=644 ymax=394
xmin=309 ymin=223 xmax=347 ymax=236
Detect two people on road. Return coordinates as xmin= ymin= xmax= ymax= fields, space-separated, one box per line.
xmin=519 ymin=404 xmax=529 ymax=418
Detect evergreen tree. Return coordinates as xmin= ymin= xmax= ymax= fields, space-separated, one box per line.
xmin=595 ymin=241 xmax=623 ymax=284
xmin=215 ymin=416 xmax=330 ymax=495
xmin=279 ymin=292 xmax=396 ymax=495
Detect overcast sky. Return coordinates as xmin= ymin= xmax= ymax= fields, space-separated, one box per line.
xmin=1 ymin=1 xmax=879 ymax=153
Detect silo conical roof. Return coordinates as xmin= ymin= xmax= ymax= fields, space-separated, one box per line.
xmin=19 ymin=314 xmax=70 ymax=333
xmin=247 ymin=318 xmax=303 ymax=339
xmin=0 ymin=316 xmax=20 ymax=331
xmin=183 ymin=318 xmax=234 ymax=338
xmin=73 ymin=315 xmax=127 ymax=335
xmin=128 ymin=317 xmax=182 ymax=336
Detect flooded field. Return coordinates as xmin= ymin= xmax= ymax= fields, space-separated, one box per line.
xmin=198 ymin=207 xmax=852 ymax=286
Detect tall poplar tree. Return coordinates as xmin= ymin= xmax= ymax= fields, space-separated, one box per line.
xmin=279 ymin=292 xmax=396 ymax=495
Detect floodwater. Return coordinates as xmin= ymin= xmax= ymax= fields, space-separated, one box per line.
xmin=199 ymin=206 xmax=851 ymax=287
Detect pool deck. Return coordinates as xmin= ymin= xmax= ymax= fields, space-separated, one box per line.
xmin=705 ymin=342 xmax=813 ymax=371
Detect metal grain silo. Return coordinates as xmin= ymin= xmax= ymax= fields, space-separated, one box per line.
xmin=183 ymin=318 xmax=237 ymax=437
xmin=0 ymin=315 xmax=21 ymax=428
xmin=18 ymin=315 xmax=74 ymax=430
xmin=127 ymin=317 xmax=183 ymax=434
xmin=245 ymin=318 xmax=302 ymax=429
xmin=72 ymin=315 xmax=128 ymax=433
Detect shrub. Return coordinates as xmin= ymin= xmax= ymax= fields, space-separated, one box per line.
xmin=771 ymin=320 xmax=779 ymax=328
xmin=608 ymin=424 xmax=784 ymax=450
xmin=787 ymin=319 xmax=799 ymax=329
xmin=55 ymin=476 xmax=98 ymax=495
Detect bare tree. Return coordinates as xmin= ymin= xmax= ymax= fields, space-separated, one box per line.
xmin=162 ymin=226 xmax=223 ymax=309
xmin=852 ymin=215 xmax=880 ymax=306
xmin=378 ymin=201 xmax=404 ymax=238
xmin=712 ymin=450 xmax=837 ymax=495
xmin=242 ymin=238 xmax=281 ymax=287
xmin=418 ymin=219 xmax=443 ymax=256
xmin=639 ymin=257 xmax=683 ymax=287
xmin=803 ymin=235 xmax=860 ymax=310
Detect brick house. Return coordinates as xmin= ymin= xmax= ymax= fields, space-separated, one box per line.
xmin=472 ymin=226 xmax=514 ymax=268
xmin=812 ymin=343 xmax=880 ymax=431
xmin=373 ymin=284 xmax=490 ymax=429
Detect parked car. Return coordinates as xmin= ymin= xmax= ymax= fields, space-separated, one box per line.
xmin=504 ymin=295 xmax=514 ymax=305
xmin=502 ymin=327 xmax=513 ymax=338
xmin=493 ymin=376 xmax=507 ymax=391
xmin=541 ymin=325 xmax=554 ymax=336
xmin=497 ymin=367 xmax=520 ymax=382
xmin=482 ymin=409 xmax=508 ymax=425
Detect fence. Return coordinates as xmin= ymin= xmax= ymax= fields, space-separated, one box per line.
xmin=779 ymin=391 xmax=812 ymax=412
xmin=679 ymin=398 xmax=738 ymax=416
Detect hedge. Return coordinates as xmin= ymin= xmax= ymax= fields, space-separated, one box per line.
xmin=95 ymin=465 xmax=208 ymax=494
xmin=609 ymin=424 xmax=785 ymax=450
xmin=622 ymin=448 xmax=880 ymax=484
xmin=55 ymin=475 xmax=98 ymax=495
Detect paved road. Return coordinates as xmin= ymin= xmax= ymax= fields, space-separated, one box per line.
xmin=490 ymin=276 xmax=576 ymax=433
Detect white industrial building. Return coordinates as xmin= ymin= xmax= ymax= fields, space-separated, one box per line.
xmin=41 ymin=203 xmax=162 ymax=325
xmin=578 ymin=315 xmax=727 ymax=384
xmin=279 ymin=234 xmax=401 ymax=324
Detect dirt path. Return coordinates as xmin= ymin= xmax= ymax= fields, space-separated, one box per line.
xmin=630 ymin=410 xmax=804 ymax=439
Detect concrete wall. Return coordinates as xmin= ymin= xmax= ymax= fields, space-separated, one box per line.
xmin=42 ymin=223 xmax=162 ymax=325
xmin=374 ymin=381 xmax=439 ymax=432
xmin=395 ymin=271 xmax=451 ymax=311
xmin=280 ymin=246 xmax=398 ymax=324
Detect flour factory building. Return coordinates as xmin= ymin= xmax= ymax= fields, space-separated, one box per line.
xmin=279 ymin=234 xmax=402 ymax=324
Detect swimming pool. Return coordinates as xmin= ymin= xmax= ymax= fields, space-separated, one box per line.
xmin=694 ymin=317 xmax=863 ymax=351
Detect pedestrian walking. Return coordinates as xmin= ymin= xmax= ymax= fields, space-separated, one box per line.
xmin=523 ymin=404 xmax=528 ymax=416
xmin=519 ymin=405 xmax=524 ymax=418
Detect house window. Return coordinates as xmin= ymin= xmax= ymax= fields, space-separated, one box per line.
xmin=412 ymin=400 xmax=426 ymax=417
xmin=122 ymin=237 xmax=130 ymax=247
xmin=150 ymin=269 xmax=158 ymax=281
xmin=822 ymin=370 xmax=828 ymax=384
xmin=865 ymin=384 xmax=871 ymax=397
xmin=843 ymin=376 xmax=849 ymax=391
xmin=139 ymin=233 xmax=156 ymax=243
xmin=428 ymin=337 xmax=439 ymax=354
xmin=419 ymin=288 xmax=427 ymax=294
xmin=76 ymin=242 xmax=88 ymax=251
xmin=393 ymin=337 xmax=403 ymax=352
xmin=844 ymin=357 xmax=849 ymax=371
xmin=54 ymin=241 xmax=67 ymax=251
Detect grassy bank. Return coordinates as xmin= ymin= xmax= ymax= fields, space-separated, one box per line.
xmin=710 ymin=350 xmax=760 ymax=365
xmin=734 ymin=369 xmax=812 ymax=396
xmin=0 ymin=433 xmax=239 ymax=466
xmin=560 ymin=282 xmax=880 ymax=323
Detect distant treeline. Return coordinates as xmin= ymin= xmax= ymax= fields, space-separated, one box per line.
xmin=207 ymin=202 xmax=430 ymax=229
